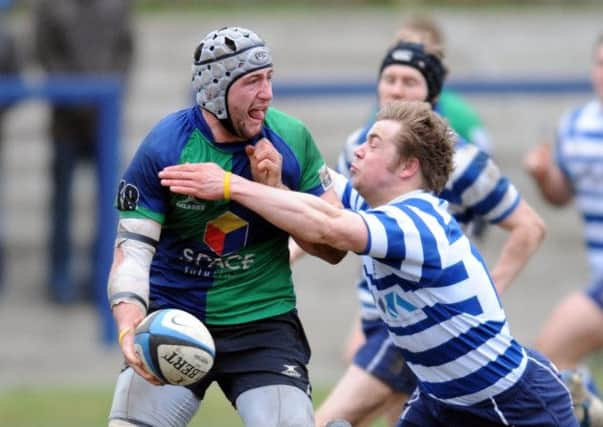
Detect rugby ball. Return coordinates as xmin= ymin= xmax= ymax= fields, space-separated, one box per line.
xmin=134 ymin=309 xmax=215 ymax=386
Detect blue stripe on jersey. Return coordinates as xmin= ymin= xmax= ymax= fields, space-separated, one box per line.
xmin=367 ymin=272 xmax=419 ymax=293
xmin=404 ymin=198 xmax=464 ymax=246
xmin=419 ymin=341 xmax=523 ymax=399
xmin=555 ymin=106 xmax=583 ymax=178
xmin=388 ymin=297 xmax=485 ymax=338
xmin=489 ymin=194 xmax=520 ymax=224
xmin=402 ymin=319 xmax=503 ymax=367
xmin=400 ymin=205 xmax=442 ymax=283
xmin=447 ymin=150 xmax=490 ymax=200
xmin=470 ymin=178 xmax=510 ymax=216
xmin=587 ymin=241 xmax=603 ymax=249
xmin=584 ymin=213 xmax=603 ymax=222
xmin=435 ymin=261 xmax=469 ymax=287
xmin=373 ymin=211 xmax=406 ymax=268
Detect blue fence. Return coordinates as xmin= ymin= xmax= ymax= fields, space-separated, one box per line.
xmin=0 ymin=75 xmax=122 ymax=343
xmin=0 ymin=75 xmax=593 ymax=345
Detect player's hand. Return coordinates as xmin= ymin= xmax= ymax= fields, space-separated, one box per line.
xmin=524 ymin=143 xmax=552 ymax=180
xmin=113 ymin=302 xmax=163 ymax=385
xmin=245 ymin=138 xmax=284 ymax=188
xmin=159 ymin=162 xmax=227 ymax=201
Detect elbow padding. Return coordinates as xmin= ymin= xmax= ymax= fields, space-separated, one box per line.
xmin=107 ymin=218 xmax=161 ymax=313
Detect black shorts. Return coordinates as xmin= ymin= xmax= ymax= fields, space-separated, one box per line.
xmin=188 ymin=310 xmax=312 ymax=405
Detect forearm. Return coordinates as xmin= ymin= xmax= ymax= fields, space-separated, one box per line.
xmin=231 ymin=175 xmax=343 ymax=248
xmin=490 ymin=203 xmax=546 ymax=293
xmin=531 ymin=165 xmax=573 ymax=206
xmin=108 ymin=218 xmax=160 ymax=314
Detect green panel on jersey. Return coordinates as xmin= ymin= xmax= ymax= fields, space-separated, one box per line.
xmin=265 ymin=108 xmax=327 ymax=193
xmin=204 ymin=236 xmax=296 ymax=325
xmin=119 ymin=206 xmax=165 ymax=223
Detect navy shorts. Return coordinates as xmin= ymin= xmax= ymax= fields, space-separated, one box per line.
xmin=354 ymin=318 xmax=417 ymax=394
xmin=187 ymin=310 xmax=312 ymax=405
xmin=398 ymin=349 xmax=578 ymax=427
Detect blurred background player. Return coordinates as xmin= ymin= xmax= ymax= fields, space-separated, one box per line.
xmin=316 ymin=35 xmax=546 ymax=427
xmin=107 ymin=26 xmax=344 ymax=427
xmin=525 ymin=33 xmax=603 ymax=426
xmin=397 ymin=15 xmax=492 ymax=154
xmin=33 ymin=0 xmax=134 ymax=304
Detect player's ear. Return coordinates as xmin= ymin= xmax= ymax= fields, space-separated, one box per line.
xmin=398 ymin=157 xmax=420 ymax=179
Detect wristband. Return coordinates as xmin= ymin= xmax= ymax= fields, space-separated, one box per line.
xmin=224 ymin=171 xmax=232 ymax=200
xmin=118 ymin=327 xmax=132 ymax=346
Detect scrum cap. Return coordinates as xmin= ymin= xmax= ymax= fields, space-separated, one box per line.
xmin=192 ymin=26 xmax=272 ymax=128
xmin=379 ymin=41 xmax=447 ymax=104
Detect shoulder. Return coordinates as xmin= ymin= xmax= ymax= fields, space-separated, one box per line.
xmin=136 ymin=107 xmax=196 ymax=162
xmin=264 ymin=107 xmax=308 ymax=134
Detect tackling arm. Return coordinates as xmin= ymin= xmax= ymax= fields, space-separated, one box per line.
xmin=158 ymin=163 xmax=368 ymax=253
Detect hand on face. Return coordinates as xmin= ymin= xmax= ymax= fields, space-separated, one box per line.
xmin=245 ymin=138 xmax=283 ymax=188
xmin=159 ymin=163 xmax=227 ymax=200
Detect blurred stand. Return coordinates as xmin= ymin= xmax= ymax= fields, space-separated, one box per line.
xmin=32 ymin=0 xmax=134 ymax=306
xmin=0 ymin=0 xmax=20 ymax=294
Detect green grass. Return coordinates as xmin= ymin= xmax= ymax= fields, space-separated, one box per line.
xmin=3 ymin=356 xmax=603 ymax=427
xmin=0 ymin=384 xmax=384 ymax=427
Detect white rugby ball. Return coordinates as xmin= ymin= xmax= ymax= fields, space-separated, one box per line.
xmin=134 ymin=309 xmax=215 ymax=386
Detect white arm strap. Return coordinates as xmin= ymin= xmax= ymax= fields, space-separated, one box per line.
xmin=107 ymin=218 xmax=161 ymax=314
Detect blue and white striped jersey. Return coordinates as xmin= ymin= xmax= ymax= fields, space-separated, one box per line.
xmin=556 ymin=100 xmax=603 ymax=282
xmin=336 ymin=124 xmax=521 ymax=322
xmin=340 ymin=179 xmax=527 ymax=405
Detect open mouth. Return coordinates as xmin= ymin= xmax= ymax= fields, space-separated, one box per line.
xmin=248 ymin=108 xmax=266 ymax=122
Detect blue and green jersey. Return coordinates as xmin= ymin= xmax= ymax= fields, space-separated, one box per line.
xmin=117 ymin=106 xmax=329 ymax=325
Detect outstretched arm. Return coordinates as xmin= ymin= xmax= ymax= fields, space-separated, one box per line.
xmin=159 ymin=163 xmax=368 ymax=253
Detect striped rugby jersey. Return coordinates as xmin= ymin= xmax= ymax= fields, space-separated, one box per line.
xmin=338 ymin=177 xmax=527 ymax=405
xmin=556 ymin=100 xmax=603 ymax=282
xmin=117 ymin=106 xmax=330 ymax=325
xmin=336 ymin=123 xmax=520 ymax=322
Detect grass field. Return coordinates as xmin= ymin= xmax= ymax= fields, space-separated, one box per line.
xmin=1 ymin=355 xmax=602 ymax=426
xmin=3 ymin=358 xmax=603 ymax=427
xmin=0 ymin=384 xmax=388 ymax=427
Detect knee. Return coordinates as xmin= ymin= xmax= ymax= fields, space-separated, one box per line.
xmin=237 ymin=385 xmax=314 ymax=427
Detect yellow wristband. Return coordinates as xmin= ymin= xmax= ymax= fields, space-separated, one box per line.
xmin=223 ymin=171 xmax=232 ymax=200
xmin=118 ymin=327 xmax=132 ymax=346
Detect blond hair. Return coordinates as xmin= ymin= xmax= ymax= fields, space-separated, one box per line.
xmin=397 ymin=16 xmax=446 ymax=60
xmin=377 ymin=100 xmax=454 ymax=193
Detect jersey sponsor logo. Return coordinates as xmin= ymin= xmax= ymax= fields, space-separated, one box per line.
xmin=203 ymin=211 xmax=249 ymax=256
xmin=176 ymin=195 xmax=207 ymax=211
xmin=281 ymin=364 xmax=301 ymax=378
xmin=318 ymin=164 xmax=333 ymax=190
xmin=117 ymin=180 xmax=139 ymax=211
xmin=377 ymin=291 xmax=417 ymax=319
xmin=181 ymin=249 xmax=256 ymax=276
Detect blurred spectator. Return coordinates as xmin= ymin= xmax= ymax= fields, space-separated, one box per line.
xmin=0 ymin=0 xmax=20 ymax=293
xmin=524 ymin=33 xmax=603 ymax=425
xmin=397 ymin=15 xmax=493 ymax=154
xmin=33 ymin=0 xmax=134 ymax=304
